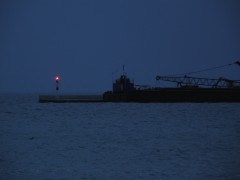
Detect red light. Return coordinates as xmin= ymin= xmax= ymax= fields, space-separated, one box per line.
xmin=55 ymin=76 xmax=60 ymax=81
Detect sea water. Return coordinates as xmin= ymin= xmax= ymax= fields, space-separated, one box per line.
xmin=0 ymin=94 xmax=239 ymax=179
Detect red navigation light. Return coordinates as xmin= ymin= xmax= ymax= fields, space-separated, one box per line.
xmin=55 ymin=76 xmax=60 ymax=81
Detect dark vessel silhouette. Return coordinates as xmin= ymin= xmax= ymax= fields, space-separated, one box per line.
xmin=103 ymin=62 xmax=240 ymax=102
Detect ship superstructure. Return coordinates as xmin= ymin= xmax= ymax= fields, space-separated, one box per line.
xmin=103 ymin=61 xmax=240 ymax=102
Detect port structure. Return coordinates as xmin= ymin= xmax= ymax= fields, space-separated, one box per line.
xmin=156 ymin=75 xmax=240 ymax=88
xmin=156 ymin=61 xmax=240 ymax=88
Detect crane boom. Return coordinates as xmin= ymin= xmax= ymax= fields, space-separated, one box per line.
xmin=156 ymin=61 xmax=240 ymax=88
xmin=155 ymin=75 xmax=240 ymax=88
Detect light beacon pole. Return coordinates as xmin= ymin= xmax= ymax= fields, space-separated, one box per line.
xmin=55 ymin=75 xmax=60 ymax=96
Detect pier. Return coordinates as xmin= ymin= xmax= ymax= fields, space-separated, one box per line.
xmin=39 ymin=95 xmax=104 ymax=103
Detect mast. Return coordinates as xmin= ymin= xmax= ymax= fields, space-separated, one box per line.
xmin=122 ymin=64 xmax=125 ymax=75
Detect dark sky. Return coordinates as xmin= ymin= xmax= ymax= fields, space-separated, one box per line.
xmin=1 ymin=0 xmax=240 ymax=93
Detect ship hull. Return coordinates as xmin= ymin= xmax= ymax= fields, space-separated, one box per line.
xmin=103 ymin=88 xmax=240 ymax=102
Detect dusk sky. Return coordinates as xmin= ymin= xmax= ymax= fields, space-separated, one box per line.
xmin=1 ymin=0 xmax=240 ymax=93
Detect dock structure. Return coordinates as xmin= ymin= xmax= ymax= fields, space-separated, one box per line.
xmin=39 ymin=62 xmax=240 ymax=103
xmin=39 ymin=95 xmax=104 ymax=103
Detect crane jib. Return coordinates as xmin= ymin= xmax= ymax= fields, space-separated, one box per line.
xmin=155 ymin=76 xmax=240 ymax=88
xmin=155 ymin=61 xmax=240 ymax=88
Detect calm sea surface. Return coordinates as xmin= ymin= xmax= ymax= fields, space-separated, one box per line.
xmin=0 ymin=94 xmax=240 ymax=179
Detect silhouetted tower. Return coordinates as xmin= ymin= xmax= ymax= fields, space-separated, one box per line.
xmin=55 ymin=76 xmax=60 ymax=93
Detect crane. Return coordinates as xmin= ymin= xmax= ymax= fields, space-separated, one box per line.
xmin=155 ymin=75 xmax=240 ymax=88
xmin=156 ymin=61 xmax=240 ymax=88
